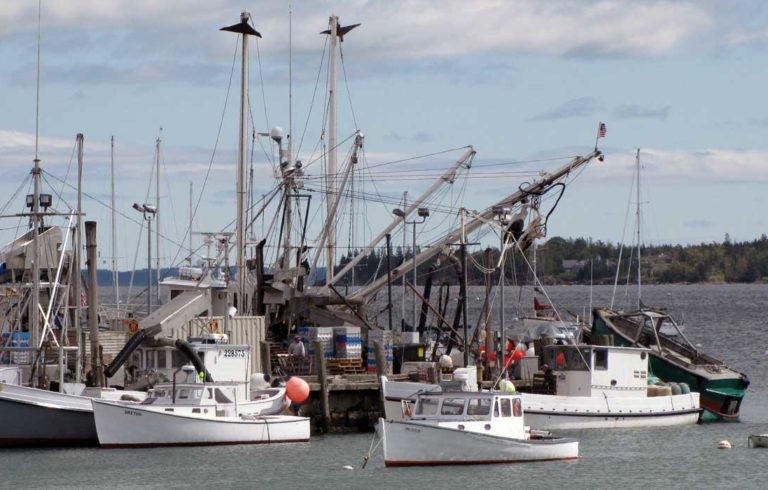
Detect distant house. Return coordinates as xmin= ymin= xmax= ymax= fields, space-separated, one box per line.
xmin=561 ymin=259 xmax=586 ymax=273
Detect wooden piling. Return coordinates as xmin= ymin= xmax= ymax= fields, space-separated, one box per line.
xmin=315 ymin=341 xmax=331 ymax=432
xmin=374 ymin=340 xmax=386 ymax=379
xmin=260 ymin=340 xmax=271 ymax=376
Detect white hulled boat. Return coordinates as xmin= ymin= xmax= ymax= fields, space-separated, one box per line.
xmin=521 ymin=344 xmax=701 ymax=430
xmin=93 ymin=380 xmax=308 ymax=448
xmin=379 ymin=390 xmax=578 ymax=466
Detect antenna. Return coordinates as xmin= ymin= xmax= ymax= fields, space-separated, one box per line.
xmin=288 ymin=4 xmax=293 ymax=166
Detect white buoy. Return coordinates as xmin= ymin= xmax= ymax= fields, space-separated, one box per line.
xmin=343 ymin=465 xmax=354 ymax=470
xmin=718 ymin=440 xmax=732 ymax=449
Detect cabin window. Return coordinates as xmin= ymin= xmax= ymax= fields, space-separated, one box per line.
xmin=214 ymin=388 xmax=233 ymax=403
xmin=172 ymin=350 xmax=188 ymax=368
xmin=440 ymin=398 xmax=466 ymax=416
xmin=566 ymin=348 xmax=590 ymax=370
xmin=467 ymin=398 xmax=491 ymax=416
xmin=594 ymin=349 xmax=608 ymax=370
xmin=494 ymin=400 xmax=500 ymax=417
xmin=158 ymin=350 xmax=168 ymax=369
xmin=500 ymin=398 xmax=512 ymax=417
xmin=416 ymin=397 xmax=439 ymax=415
xmin=207 ymin=388 xmax=214 ymax=399
xmin=513 ymin=398 xmax=522 ymax=417
xmin=178 ymin=389 xmax=190 ymax=400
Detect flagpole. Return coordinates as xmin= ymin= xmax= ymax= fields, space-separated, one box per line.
xmin=594 ymin=121 xmax=602 ymax=151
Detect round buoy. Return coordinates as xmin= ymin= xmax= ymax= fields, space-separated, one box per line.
xmin=439 ymin=354 xmax=453 ymax=370
xmin=286 ymin=377 xmax=310 ymax=403
xmin=718 ymin=440 xmax=732 ymax=449
xmin=499 ymin=379 xmax=516 ymax=392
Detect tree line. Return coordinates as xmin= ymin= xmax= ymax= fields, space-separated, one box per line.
xmin=334 ymin=234 xmax=768 ymax=286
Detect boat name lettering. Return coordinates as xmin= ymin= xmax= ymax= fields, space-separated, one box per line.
xmin=124 ymin=409 xmax=142 ymax=417
xmin=404 ymin=427 xmax=421 ymax=433
xmin=224 ymin=349 xmax=246 ymax=358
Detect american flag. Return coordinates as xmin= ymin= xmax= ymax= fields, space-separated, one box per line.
xmin=598 ymin=122 xmax=607 ymax=138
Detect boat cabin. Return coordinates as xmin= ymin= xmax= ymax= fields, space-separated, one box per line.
xmin=126 ymin=334 xmax=252 ymax=399
xmin=542 ymin=344 xmax=650 ymax=398
xmin=410 ymin=391 xmax=527 ymax=440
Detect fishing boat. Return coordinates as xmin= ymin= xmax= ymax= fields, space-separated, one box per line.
xmin=378 ymin=390 xmax=578 ymax=466
xmin=521 ymin=343 xmax=701 ymax=429
xmin=92 ymin=381 xmax=308 ymax=448
xmin=591 ymin=307 xmax=749 ymax=421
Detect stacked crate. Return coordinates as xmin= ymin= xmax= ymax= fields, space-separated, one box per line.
xmin=333 ymin=326 xmax=362 ymax=359
xmin=366 ymin=329 xmax=394 ymax=375
xmin=297 ymin=326 xmax=334 ymax=360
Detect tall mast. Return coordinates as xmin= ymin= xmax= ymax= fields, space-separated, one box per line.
xmin=111 ymin=136 xmax=118 ymax=305
xmin=188 ymin=181 xmax=193 ymax=264
xmin=29 ymin=0 xmax=43 ymax=375
xmin=155 ymin=133 xmax=161 ymax=304
xmin=635 ymin=148 xmax=641 ymax=307
xmin=326 ymin=14 xmax=339 ymax=285
xmin=221 ymin=11 xmax=261 ymax=315
xmin=322 ymin=16 xmax=359 ymax=285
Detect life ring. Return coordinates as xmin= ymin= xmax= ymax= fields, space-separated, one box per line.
xmin=128 ymin=319 xmax=139 ymax=333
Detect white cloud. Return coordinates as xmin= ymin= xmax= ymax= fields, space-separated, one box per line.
xmin=1 ymin=0 xmax=713 ymax=61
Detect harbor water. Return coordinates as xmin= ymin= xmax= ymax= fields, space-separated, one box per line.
xmin=2 ymin=284 xmax=767 ymax=489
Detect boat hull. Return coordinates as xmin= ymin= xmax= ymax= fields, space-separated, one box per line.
xmin=521 ymin=392 xmax=701 ymax=429
xmin=0 ymin=383 xmax=96 ymax=447
xmin=92 ymin=399 xmax=309 ymax=448
xmin=592 ymin=309 xmax=748 ymax=421
xmin=379 ymin=419 xmax=578 ymax=467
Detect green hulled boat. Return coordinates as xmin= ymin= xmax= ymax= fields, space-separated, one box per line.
xmin=590 ymin=307 xmax=749 ymax=421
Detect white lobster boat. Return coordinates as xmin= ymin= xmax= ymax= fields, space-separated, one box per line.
xmin=521 ymin=344 xmax=701 ymax=430
xmin=92 ymin=382 xmax=308 ymax=448
xmin=379 ymin=391 xmax=578 ymax=466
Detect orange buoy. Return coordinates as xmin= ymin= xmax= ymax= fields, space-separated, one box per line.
xmin=511 ymin=349 xmax=524 ymax=362
xmin=285 ymin=377 xmax=310 ymax=403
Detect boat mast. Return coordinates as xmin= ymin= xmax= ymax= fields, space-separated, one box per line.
xmin=320 ymin=17 xmax=359 ymax=285
xmin=635 ymin=148 xmax=641 ymax=307
xmin=326 ymin=14 xmax=339 ymax=285
xmin=29 ymin=1 xmax=44 ymax=381
xmin=188 ymin=181 xmax=194 ymax=264
xmin=111 ymin=136 xmax=119 ymax=307
xmin=155 ymin=132 xmax=161 ymax=304
xmin=221 ymin=12 xmax=261 ymax=315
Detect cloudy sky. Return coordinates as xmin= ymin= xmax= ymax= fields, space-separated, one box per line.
xmin=1 ymin=1 xmax=767 ymax=272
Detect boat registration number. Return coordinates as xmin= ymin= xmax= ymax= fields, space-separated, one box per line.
xmin=124 ymin=409 xmax=142 ymax=417
xmin=224 ymin=349 xmax=246 ymax=358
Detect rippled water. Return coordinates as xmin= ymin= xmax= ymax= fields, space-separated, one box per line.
xmin=3 ymin=284 xmax=767 ymax=489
